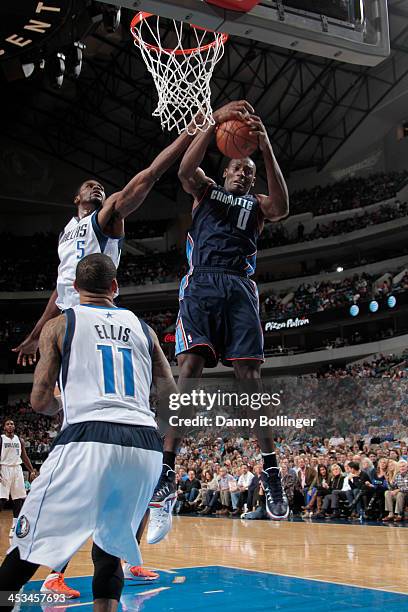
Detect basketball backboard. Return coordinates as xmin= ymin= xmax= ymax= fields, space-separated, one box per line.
xmin=109 ymin=0 xmax=390 ymax=66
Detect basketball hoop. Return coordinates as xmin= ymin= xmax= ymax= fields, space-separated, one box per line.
xmin=130 ymin=12 xmax=228 ymax=135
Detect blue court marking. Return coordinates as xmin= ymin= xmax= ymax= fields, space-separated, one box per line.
xmin=23 ymin=565 xmax=408 ymax=611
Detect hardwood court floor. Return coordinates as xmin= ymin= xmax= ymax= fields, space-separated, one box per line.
xmin=1 ymin=513 xmax=407 ymax=594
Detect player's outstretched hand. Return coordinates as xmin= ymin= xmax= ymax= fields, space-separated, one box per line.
xmin=29 ymin=470 xmax=38 ymax=482
xmin=12 ymin=335 xmax=39 ymax=367
xmin=247 ymin=115 xmax=269 ymax=149
xmin=213 ymin=100 xmax=254 ymax=125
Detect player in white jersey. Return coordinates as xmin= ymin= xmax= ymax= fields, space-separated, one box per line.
xmin=12 ymin=115 xmax=207 ymax=368
xmin=0 ymin=419 xmax=36 ymax=538
xmin=0 ymin=254 xmax=177 ymax=612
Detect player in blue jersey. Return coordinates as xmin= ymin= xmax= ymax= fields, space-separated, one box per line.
xmin=170 ymin=110 xmax=290 ymax=521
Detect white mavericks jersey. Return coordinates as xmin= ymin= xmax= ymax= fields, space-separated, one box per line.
xmin=0 ymin=434 xmax=22 ymax=466
xmin=59 ymin=304 xmax=156 ymax=429
xmin=56 ymin=210 xmax=122 ymax=310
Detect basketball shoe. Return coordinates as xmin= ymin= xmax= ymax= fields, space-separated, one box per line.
xmin=123 ymin=563 xmax=159 ymax=581
xmin=40 ymin=573 xmax=80 ymax=598
xmin=263 ymin=466 xmax=289 ymax=520
xmin=147 ymin=465 xmax=177 ymax=544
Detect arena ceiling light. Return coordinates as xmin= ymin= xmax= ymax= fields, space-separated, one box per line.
xmin=48 ymin=51 xmax=66 ymax=88
xmin=102 ymin=4 xmax=121 ymax=33
xmin=68 ymin=41 xmax=86 ymax=79
xmin=336 ymin=266 xmax=344 ymax=272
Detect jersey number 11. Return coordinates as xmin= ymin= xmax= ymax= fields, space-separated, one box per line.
xmin=97 ymin=344 xmax=135 ymax=396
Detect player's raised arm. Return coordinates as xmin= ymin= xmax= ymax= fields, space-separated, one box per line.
xmin=96 ymin=118 xmax=205 ymax=236
xmin=12 ymin=288 xmax=60 ymax=367
xmin=248 ymin=115 xmax=289 ymax=222
xmin=178 ymin=100 xmax=254 ymax=201
xmin=30 ymin=315 xmax=65 ymax=416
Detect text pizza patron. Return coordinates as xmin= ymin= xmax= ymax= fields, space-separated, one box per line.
xmin=265 ymin=317 xmax=310 ymax=331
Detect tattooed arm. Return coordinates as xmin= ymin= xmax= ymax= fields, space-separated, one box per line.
xmin=30 ymin=315 xmax=65 ymax=416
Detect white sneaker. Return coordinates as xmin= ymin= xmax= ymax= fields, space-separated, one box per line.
xmin=147 ymin=498 xmax=176 ymax=545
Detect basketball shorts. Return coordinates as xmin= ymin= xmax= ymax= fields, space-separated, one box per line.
xmin=0 ymin=465 xmax=26 ymax=500
xmin=175 ymin=268 xmax=264 ymax=367
xmin=9 ymin=421 xmax=162 ymax=571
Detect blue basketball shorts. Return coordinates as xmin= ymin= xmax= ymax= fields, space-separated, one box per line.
xmin=175 ymin=268 xmax=264 ymax=367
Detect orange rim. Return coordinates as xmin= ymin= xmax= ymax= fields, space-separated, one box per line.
xmin=130 ymin=12 xmax=228 ymax=56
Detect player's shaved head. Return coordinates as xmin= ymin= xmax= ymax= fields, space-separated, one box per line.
xmin=76 ymin=253 xmax=117 ymax=294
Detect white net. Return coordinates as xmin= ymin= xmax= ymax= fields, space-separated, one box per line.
xmin=131 ymin=13 xmax=228 ymax=135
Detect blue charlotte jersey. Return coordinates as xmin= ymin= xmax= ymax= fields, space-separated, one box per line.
xmin=186 ymin=184 xmax=261 ymax=277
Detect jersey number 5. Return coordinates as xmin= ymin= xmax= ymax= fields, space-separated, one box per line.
xmin=97 ymin=344 xmax=135 ymax=396
xmin=76 ymin=240 xmax=86 ymax=260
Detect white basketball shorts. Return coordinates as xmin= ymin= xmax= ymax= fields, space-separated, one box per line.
xmin=9 ymin=421 xmax=162 ymax=571
xmin=0 ymin=465 xmax=26 ymax=500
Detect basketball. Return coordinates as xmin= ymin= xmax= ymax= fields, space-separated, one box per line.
xmin=216 ymin=119 xmax=258 ymax=159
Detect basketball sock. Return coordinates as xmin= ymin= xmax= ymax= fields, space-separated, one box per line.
xmin=12 ymin=518 xmax=17 ymax=527
xmin=262 ymin=452 xmax=278 ymax=470
xmin=163 ymin=451 xmax=176 ymax=471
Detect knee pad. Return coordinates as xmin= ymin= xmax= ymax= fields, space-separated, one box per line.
xmin=92 ymin=544 xmax=124 ymax=601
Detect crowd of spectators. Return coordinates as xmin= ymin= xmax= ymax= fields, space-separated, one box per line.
xmin=2 ymin=352 xmax=407 ymax=522
xmin=260 ymin=266 xmax=408 ymax=320
xmin=258 ymin=201 xmax=408 ymax=250
xmin=289 ymin=170 xmax=408 ymax=216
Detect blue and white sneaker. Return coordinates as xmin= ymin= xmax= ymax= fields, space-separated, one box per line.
xmin=147 ymin=466 xmax=177 ymax=544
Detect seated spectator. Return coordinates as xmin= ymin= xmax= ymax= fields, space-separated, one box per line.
xmin=317 ymin=463 xmax=345 ymax=517
xmin=246 ymin=465 xmax=264 ymax=512
xmin=383 ymin=460 xmax=408 ymax=522
xmin=296 ymin=456 xmax=316 ymax=507
xmin=216 ymin=467 xmax=235 ymax=515
xmin=345 ymin=461 xmax=372 ymax=518
xmin=329 ymin=462 xmax=353 ymax=519
xmin=309 ymin=465 xmax=331 ymax=516
xmin=366 ymin=457 xmax=388 ymax=516
xmin=198 ymin=470 xmax=220 ymax=515
xmin=281 ymin=461 xmax=301 ymax=515
xmin=174 ymin=469 xmax=201 ymax=514
xmin=231 ymin=465 xmax=254 ymax=516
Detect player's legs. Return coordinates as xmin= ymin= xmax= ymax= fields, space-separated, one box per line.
xmin=232 ymin=359 xmax=288 ymax=519
xmin=147 ymin=352 xmax=206 ymax=545
xmin=92 ymin=543 xmax=124 ymax=612
xmin=0 ymin=547 xmax=39 ymax=611
xmin=225 ymin=275 xmax=288 ymax=520
xmin=9 ymin=465 xmax=27 ymax=537
xmin=0 ymin=466 xmax=15 ymax=536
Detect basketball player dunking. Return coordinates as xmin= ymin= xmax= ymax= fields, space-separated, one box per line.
xmin=0 ymin=253 xmax=178 ymax=612
xmin=171 ymin=109 xmax=290 ymax=521
xmin=0 ymin=420 xmax=36 ymax=538
xmin=12 ymin=101 xmax=249 ymax=593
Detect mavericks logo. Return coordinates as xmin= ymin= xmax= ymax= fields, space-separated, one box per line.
xmin=16 ymin=515 xmax=30 ymax=538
